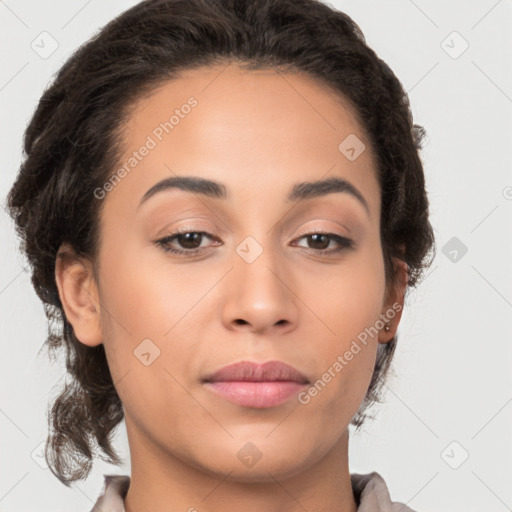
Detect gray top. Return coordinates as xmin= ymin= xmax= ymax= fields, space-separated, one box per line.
xmin=89 ymin=472 xmax=417 ymax=511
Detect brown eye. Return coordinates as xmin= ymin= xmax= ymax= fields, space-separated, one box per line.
xmin=294 ymin=232 xmax=354 ymax=254
xmin=306 ymin=233 xmax=330 ymax=250
xmin=175 ymin=232 xmax=203 ymax=249
xmin=155 ymin=231 xmax=219 ymax=256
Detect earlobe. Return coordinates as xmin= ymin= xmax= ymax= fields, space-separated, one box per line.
xmin=378 ymin=258 xmax=408 ymax=344
xmin=54 ymin=243 xmax=103 ymax=347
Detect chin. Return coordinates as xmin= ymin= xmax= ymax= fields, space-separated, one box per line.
xmin=194 ymin=444 xmax=317 ymax=484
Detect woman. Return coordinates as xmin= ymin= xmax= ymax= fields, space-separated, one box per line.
xmin=6 ymin=0 xmax=435 ymax=510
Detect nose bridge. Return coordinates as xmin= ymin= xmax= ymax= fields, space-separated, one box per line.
xmin=221 ymin=232 xmax=297 ymax=332
xmin=234 ymin=233 xmax=286 ymax=300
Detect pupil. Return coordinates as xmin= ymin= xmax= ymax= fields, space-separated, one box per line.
xmin=179 ymin=232 xmax=201 ymax=249
xmin=310 ymin=234 xmax=328 ymax=249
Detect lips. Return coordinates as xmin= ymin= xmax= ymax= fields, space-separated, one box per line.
xmin=202 ymin=360 xmax=310 ymax=408
xmin=202 ymin=360 xmax=309 ymax=384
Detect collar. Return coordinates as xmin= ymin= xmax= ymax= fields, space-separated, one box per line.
xmin=90 ymin=472 xmax=416 ymax=512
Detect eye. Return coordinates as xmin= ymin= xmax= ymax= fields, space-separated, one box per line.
xmin=155 ymin=231 xmax=220 ymax=256
xmin=292 ymin=232 xmax=354 ymax=254
xmin=154 ymin=230 xmax=354 ymax=257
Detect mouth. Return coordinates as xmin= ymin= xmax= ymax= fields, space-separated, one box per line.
xmin=202 ymin=360 xmax=310 ymax=408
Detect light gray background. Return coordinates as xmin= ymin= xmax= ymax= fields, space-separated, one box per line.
xmin=1 ymin=1 xmax=511 ymax=511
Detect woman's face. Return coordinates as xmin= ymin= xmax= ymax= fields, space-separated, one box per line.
xmin=68 ymin=64 xmax=405 ymax=481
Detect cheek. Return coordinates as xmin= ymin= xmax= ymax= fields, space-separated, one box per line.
xmin=95 ymin=240 xmax=210 ymax=411
xmin=97 ymin=235 xmax=202 ymax=338
xmin=297 ymin=239 xmax=386 ymax=411
xmin=305 ymin=238 xmax=386 ymax=342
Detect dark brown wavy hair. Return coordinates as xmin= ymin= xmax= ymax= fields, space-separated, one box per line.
xmin=6 ymin=0 xmax=435 ymax=486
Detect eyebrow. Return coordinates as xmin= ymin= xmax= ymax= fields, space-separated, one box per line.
xmin=138 ymin=175 xmax=370 ymax=215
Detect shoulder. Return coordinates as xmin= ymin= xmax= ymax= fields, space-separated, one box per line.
xmin=89 ymin=474 xmax=130 ymax=512
xmin=351 ymin=471 xmax=418 ymax=512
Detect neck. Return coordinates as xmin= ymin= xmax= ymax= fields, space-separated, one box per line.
xmin=123 ymin=422 xmax=357 ymax=512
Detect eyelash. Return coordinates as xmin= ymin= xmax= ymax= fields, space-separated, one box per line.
xmin=154 ymin=230 xmax=354 ymax=257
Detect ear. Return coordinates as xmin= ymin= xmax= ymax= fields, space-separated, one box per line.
xmin=54 ymin=242 xmax=103 ymax=347
xmin=378 ymin=256 xmax=408 ymax=344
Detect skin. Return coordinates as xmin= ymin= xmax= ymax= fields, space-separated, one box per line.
xmin=55 ymin=63 xmax=407 ymax=512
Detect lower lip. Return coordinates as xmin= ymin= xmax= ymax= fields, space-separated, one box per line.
xmin=203 ymin=381 xmax=308 ymax=408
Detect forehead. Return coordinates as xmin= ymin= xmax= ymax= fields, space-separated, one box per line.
xmin=104 ymin=63 xmax=379 ymax=218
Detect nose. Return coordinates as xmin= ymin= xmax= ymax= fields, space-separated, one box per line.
xmin=220 ymin=240 xmax=299 ymax=336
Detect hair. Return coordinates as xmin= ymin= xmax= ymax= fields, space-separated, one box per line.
xmin=6 ymin=0 xmax=435 ymax=486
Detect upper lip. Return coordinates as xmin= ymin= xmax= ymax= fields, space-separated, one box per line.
xmin=203 ymin=360 xmax=309 ymax=384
